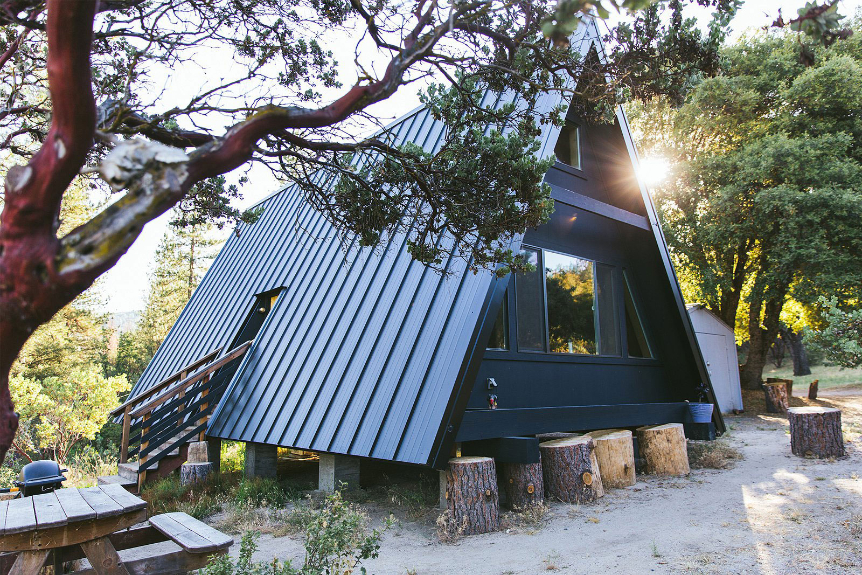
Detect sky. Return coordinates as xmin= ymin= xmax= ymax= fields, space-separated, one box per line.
xmin=99 ymin=0 xmax=862 ymax=314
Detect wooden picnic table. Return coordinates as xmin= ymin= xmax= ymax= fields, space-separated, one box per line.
xmin=0 ymin=484 xmax=147 ymax=575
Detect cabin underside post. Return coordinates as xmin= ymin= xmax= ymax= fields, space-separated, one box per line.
xmin=318 ymin=454 xmax=360 ymax=491
xmin=244 ymin=442 xmax=278 ymax=478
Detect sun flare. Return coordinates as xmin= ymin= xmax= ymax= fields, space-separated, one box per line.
xmin=638 ymin=156 xmax=671 ymax=187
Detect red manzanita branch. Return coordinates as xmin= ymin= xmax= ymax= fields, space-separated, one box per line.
xmin=0 ymin=0 xmax=97 ymax=465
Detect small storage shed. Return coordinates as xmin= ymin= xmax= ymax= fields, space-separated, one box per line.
xmin=686 ymin=304 xmax=743 ymax=413
xmin=122 ymin=19 xmax=724 ymax=474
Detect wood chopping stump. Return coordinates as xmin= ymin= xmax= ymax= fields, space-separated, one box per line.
xmin=788 ymin=407 xmax=845 ymax=458
xmin=585 ymin=429 xmax=636 ymax=488
xmin=445 ymin=456 xmax=500 ymax=535
xmin=539 ymin=436 xmax=604 ymax=504
xmin=499 ymin=461 xmax=544 ymax=509
xmin=636 ymin=423 xmax=689 ymax=476
xmin=763 ymin=382 xmax=789 ymax=414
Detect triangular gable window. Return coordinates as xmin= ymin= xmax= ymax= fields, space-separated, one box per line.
xmin=623 ymin=271 xmax=653 ymax=358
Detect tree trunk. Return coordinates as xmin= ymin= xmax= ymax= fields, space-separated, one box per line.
xmin=781 ymin=326 xmax=812 ymax=376
xmin=636 ymin=424 xmax=689 ymax=476
xmin=585 ymin=429 xmax=636 ymax=488
xmin=180 ymin=462 xmax=213 ymax=486
xmin=499 ymin=462 xmax=544 ymax=509
xmin=740 ymin=296 xmax=785 ymax=390
xmin=788 ymin=407 xmax=844 ymax=458
xmin=445 ymin=456 xmax=500 ymax=536
xmin=763 ymin=382 xmax=789 ymax=414
xmin=539 ymin=436 xmax=604 ymax=504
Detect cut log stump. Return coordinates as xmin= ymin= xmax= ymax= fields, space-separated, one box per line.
xmin=539 ymin=436 xmax=604 ymax=504
xmin=445 ymin=457 xmax=500 ymax=535
xmin=180 ymin=462 xmax=213 ymax=486
xmin=636 ymin=424 xmax=689 ymax=476
xmin=585 ymin=429 xmax=636 ymax=488
xmin=788 ymin=407 xmax=845 ymax=458
xmin=808 ymin=380 xmax=819 ymax=400
xmin=763 ymin=382 xmax=789 ymax=414
xmin=499 ymin=462 xmax=544 ymax=509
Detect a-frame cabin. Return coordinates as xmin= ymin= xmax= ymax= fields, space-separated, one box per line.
xmin=111 ymin=19 xmax=722 ymax=489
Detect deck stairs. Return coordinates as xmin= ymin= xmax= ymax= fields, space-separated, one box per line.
xmin=97 ymin=341 xmax=252 ymax=493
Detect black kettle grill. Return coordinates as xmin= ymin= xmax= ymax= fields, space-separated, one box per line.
xmin=14 ymin=460 xmax=67 ymax=497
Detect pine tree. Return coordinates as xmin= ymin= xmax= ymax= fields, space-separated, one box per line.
xmin=117 ymin=210 xmax=221 ymax=384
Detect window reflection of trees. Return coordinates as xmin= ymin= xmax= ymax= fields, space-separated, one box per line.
xmin=545 ymin=254 xmax=596 ymax=354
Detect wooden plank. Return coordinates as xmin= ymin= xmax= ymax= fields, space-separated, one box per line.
xmin=98 ymin=485 xmax=147 ymax=513
xmin=55 ymin=525 xmax=169 ymax=563
xmin=67 ymin=547 xmax=223 ymax=575
xmin=79 ymin=487 xmax=123 ymax=519
xmin=80 ymin=537 xmax=129 ymax=575
xmin=163 ymin=512 xmax=233 ymax=551
xmin=148 ymin=514 xmax=220 ymax=553
xmin=0 ymin=508 xmax=148 ymax=552
xmin=55 ymin=488 xmax=97 ymax=522
xmin=32 ymin=493 xmax=67 ymax=529
xmin=9 ymin=550 xmax=49 ymax=575
xmin=4 ymin=496 xmax=36 ymax=535
xmin=0 ymin=499 xmax=8 ymax=535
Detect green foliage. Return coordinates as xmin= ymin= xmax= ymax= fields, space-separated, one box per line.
xmin=292 ymin=491 xmax=391 ymax=575
xmin=115 ymin=209 xmax=221 ymax=384
xmin=806 ymin=297 xmax=862 ymax=367
xmin=221 ymin=441 xmax=247 ymax=473
xmin=632 ymin=22 xmax=862 ymax=382
xmin=9 ymin=366 xmax=129 ymax=464
xmin=234 ymin=477 xmax=294 ymax=508
xmin=142 ymin=473 xmax=236 ymax=519
xmin=202 ymin=492 xmax=390 ymax=575
xmin=201 ymin=531 xmax=297 ymax=575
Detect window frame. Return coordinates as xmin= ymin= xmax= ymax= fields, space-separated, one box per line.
xmin=553 ymin=121 xmax=583 ymax=174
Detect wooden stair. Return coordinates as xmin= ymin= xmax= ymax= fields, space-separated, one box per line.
xmin=99 ymin=342 xmax=252 ymax=493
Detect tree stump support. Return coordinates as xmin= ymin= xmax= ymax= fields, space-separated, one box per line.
xmin=180 ymin=462 xmax=213 ymax=486
xmin=499 ymin=461 xmax=544 ymax=509
xmin=539 ymin=436 xmax=604 ymax=504
xmin=788 ymin=407 xmax=845 ymax=458
xmin=445 ymin=456 xmax=500 ymax=535
xmin=585 ymin=429 xmax=636 ymax=488
xmin=808 ymin=380 xmax=819 ymax=400
xmin=636 ymin=423 xmax=689 ymax=476
xmin=763 ymin=382 xmax=789 ymax=414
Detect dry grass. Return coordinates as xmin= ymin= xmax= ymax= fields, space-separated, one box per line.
xmin=501 ymin=502 xmax=550 ymax=531
xmin=847 ymin=513 xmax=862 ymax=539
xmin=435 ymin=509 xmax=469 ymax=544
xmin=688 ymin=440 xmax=744 ymax=469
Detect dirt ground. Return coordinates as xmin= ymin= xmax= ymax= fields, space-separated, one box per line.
xmin=235 ymin=388 xmax=862 ymax=575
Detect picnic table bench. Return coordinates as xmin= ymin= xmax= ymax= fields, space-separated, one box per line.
xmin=0 ymin=485 xmax=232 ymax=575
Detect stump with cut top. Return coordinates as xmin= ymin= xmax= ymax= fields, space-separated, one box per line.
xmin=539 ymin=436 xmax=604 ymax=504
xmin=585 ymin=429 xmax=636 ymax=488
xmin=445 ymin=456 xmax=500 ymax=535
xmin=499 ymin=461 xmax=544 ymax=509
xmin=636 ymin=423 xmax=689 ymax=476
xmin=763 ymin=381 xmax=789 ymax=414
xmin=788 ymin=407 xmax=845 ymax=458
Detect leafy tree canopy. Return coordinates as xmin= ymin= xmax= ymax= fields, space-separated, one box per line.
xmin=630 ymin=17 xmax=862 ymax=387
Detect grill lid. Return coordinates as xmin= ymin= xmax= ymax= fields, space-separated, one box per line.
xmin=16 ymin=460 xmax=67 ymax=487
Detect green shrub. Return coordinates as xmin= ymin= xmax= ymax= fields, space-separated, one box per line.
xmin=221 ymin=441 xmax=246 ymax=473
xmin=142 ymin=472 xmax=237 ymax=519
xmin=200 ymin=531 xmax=297 ymax=575
xmin=234 ymin=477 xmax=290 ymax=508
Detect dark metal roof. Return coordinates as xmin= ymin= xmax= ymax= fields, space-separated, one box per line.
xmin=127 ymin=20 xmax=727 ymax=465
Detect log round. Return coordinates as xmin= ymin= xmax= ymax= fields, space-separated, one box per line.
xmin=788 ymin=407 xmax=845 ymax=458
xmin=585 ymin=429 xmax=636 ymax=488
xmin=446 ymin=456 xmax=500 ymax=535
xmin=180 ymin=462 xmax=213 ymax=486
xmin=636 ymin=424 xmax=690 ymax=476
xmin=499 ymin=461 xmax=544 ymax=509
xmin=539 ymin=436 xmax=604 ymax=504
xmin=808 ymin=380 xmax=819 ymax=400
xmin=763 ymin=382 xmax=789 ymax=414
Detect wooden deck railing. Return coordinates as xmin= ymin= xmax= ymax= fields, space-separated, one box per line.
xmin=114 ymin=341 xmax=253 ymax=490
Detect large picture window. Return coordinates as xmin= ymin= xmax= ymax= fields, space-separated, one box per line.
xmin=512 ymin=246 xmax=620 ymax=356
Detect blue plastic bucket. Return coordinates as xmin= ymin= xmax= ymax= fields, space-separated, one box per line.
xmin=689 ymin=402 xmax=714 ymax=423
